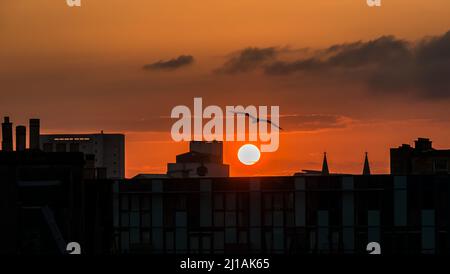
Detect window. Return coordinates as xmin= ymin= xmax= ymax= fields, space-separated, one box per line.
xmin=214 ymin=194 xmax=224 ymax=210
xmin=214 ymin=212 xmax=224 ymax=227
xmin=120 ymin=212 xmax=129 ymax=226
xmin=226 ymin=194 xmax=236 ymax=210
xmin=263 ymin=193 xmax=293 ymax=228
xmin=214 ymin=193 xmax=243 ymax=228
xmin=130 ymin=228 xmax=140 ymax=244
xmin=43 ymin=143 xmax=53 ymax=152
xmin=434 ymin=159 xmax=448 ymax=173
xmin=141 ymin=197 xmax=150 ymax=211
xmin=130 ymin=212 xmax=140 ymax=226
xmin=165 ymin=231 xmax=175 ymax=253
xmin=142 ymin=231 xmax=151 ymax=244
xmin=131 ymin=195 xmax=139 ymax=211
xmin=69 ymin=143 xmax=80 ymax=152
xmin=141 ymin=213 xmax=151 ymax=227
xmin=225 ymin=212 xmax=236 ymax=227
xmin=121 ymin=232 xmax=130 ymax=251
xmin=214 ymin=231 xmax=224 ymax=252
xmin=121 ymin=196 xmax=129 ymax=210
xmin=56 ymin=143 xmax=66 ymax=152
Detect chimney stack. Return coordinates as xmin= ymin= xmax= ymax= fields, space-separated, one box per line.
xmin=29 ymin=118 xmax=40 ymax=150
xmin=1 ymin=117 xmax=13 ymax=151
xmin=16 ymin=125 xmax=26 ymax=151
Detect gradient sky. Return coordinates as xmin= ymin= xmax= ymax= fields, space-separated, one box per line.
xmin=1 ymin=0 xmax=450 ymax=177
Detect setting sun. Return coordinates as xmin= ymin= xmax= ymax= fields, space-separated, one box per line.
xmin=238 ymin=144 xmax=261 ymax=165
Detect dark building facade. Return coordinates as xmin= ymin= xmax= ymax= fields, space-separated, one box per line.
xmin=391 ymin=138 xmax=450 ymax=175
xmin=114 ymin=175 xmax=450 ymax=254
xmin=0 ymin=151 xmax=114 ymax=254
xmin=0 ymin=151 xmax=85 ymax=253
xmin=0 ymin=116 xmax=115 ymax=254
xmin=2 ymin=120 xmax=449 ymax=255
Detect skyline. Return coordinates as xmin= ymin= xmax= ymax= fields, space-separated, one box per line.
xmin=0 ymin=114 xmax=446 ymax=178
xmin=1 ymin=0 xmax=450 ymax=177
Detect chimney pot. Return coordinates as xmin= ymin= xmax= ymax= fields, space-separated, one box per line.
xmin=1 ymin=116 xmax=13 ymax=151
xmin=16 ymin=125 xmax=26 ymax=151
xmin=29 ymin=118 xmax=40 ymax=150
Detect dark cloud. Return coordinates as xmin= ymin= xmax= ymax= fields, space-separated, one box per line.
xmin=264 ymin=36 xmax=413 ymax=75
xmin=267 ymin=32 xmax=450 ymax=98
xmin=265 ymin=58 xmax=323 ymax=75
xmin=414 ymin=31 xmax=450 ymax=98
xmin=215 ymin=47 xmax=277 ymax=74
xmin=223 ymin=31 xmax=450 ymax=99
xmin=143 ymin=55 xmax=194 ymax=71
xmin=326 ymin=36 xmax=412 ymax=68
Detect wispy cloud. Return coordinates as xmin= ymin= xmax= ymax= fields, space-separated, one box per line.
xmin=281 ymin=114 xmax=354 ymax=132
xmin=143 ymin=55 xmax=194 ymax=71
xmin=214 ymin=47 xmax=278 ymax=74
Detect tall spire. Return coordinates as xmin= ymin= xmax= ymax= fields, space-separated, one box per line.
xmin=322 ymin=152 xmax=329 ymax=175
xmin=363 ymin=152 xmax=371 ymax=175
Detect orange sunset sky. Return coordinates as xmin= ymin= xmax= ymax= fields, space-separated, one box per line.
xmin=1 ymin=0 xmax=450 ymax=178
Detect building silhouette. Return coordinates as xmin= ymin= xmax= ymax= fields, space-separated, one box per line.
xmin=295 ymin=152 xmax=355 ymax=176
xmin=2 ymin=119 xmax=450 ymax=255
xmin=322 ymin=152 xmax=329 ymax=175
xmin=363 ymin=152 xmax=371 ymax=175
xmin=40 ymin=133 xmax=125 ymax=179
xmin=166 ymin=141 xmax=229 ymax=178
xmin=0 ymin=150 xmax=86 ymax=254
xmin=391 ymin=138 xmax=450 ymax=175
xmin=0 ymin=117 xmax=114 ymax=254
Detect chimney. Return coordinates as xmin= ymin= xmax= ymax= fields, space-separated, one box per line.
xmin=1 ymin=117 xmax=13 ymax=151
xmin=29 ymin=118 xmax=40 ymax=150
xmin=16 ymin=125 xmax=26 ymax=151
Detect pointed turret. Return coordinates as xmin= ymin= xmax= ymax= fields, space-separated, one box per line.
xmin=322 ymin=152 xmax=329 ymax=175
xmin=363 ymin=152 xmax=371 ymax=175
